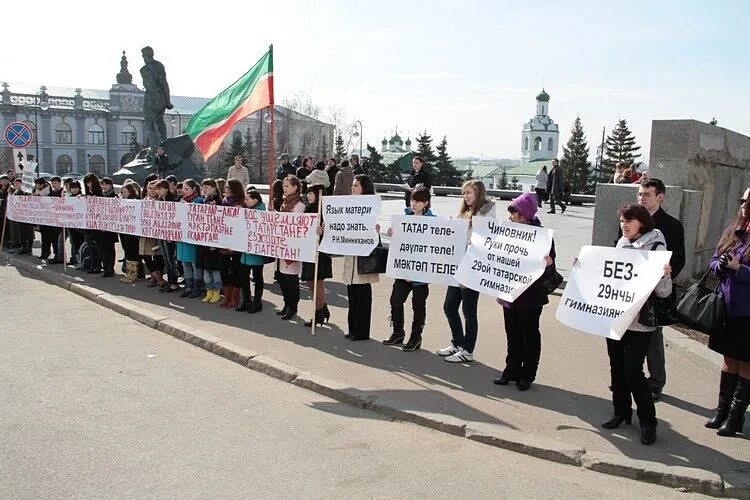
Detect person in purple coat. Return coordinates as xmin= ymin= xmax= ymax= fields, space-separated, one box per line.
xmin=493 ymin=192 xmax=557 ymax=391
xmin=706 ymin=187 xmax=750 ymax=437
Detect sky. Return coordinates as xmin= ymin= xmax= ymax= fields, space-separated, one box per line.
xmin=3 ymin=0 xmax=749 ymax=159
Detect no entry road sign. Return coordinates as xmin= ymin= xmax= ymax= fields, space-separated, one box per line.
xmin=4 ymin=122 xmax=33 ymax=148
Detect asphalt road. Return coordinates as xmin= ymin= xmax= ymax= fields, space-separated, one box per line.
xmin=0 ymin=266 xmax=709 ymax=499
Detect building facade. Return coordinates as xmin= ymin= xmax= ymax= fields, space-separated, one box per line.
xmin=520 ymin=89 xmax=559 ymax=164
xmin=1 ymin=53 xmax=334 ymax=178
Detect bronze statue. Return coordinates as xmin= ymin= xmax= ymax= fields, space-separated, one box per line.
xmin=140 ymin=46 xmax=173 ymax=148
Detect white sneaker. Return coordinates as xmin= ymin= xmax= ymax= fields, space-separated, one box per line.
xmin=445 ymin=349 xmax=474 ymax=363
xmin=437 ymin=344 xmax=460 ymax=356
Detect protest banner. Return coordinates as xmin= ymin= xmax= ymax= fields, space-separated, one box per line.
xmin=556 ymin=245 xmax=672 ymax=340
xmin=454 ymin=217 xmax=553 ymax=301
xmin=318 ymin=195 xmax=381 ymax=256
xmin=385 ymin=215 xmax=469 ymax=285
xmin=7 ymin=196 xmax=320 ymax=263
xmin=20 ymin=161 xmax=36 ymax=193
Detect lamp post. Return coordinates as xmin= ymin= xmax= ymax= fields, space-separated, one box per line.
xmin=169 ymin=110 xmax=182 ymax=137
xmin=351 ymin=120 xmax=363 ymax=158
xmin=34 ymin=90 xmax=50 ymax=167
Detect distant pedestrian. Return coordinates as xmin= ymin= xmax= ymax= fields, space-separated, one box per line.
xmin=534 ymin=166 xmax=548 ymax=208
xmin=228 ymin=155 xmax=250 ymax=189
xmin=546 ymin=159 xmax=566 ymax=214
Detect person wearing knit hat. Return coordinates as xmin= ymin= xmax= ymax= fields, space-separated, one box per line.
xmin=494 ymin=192 xmax=557 ymax=391
xmin=508 ymin=192 xmax=538 ymax=222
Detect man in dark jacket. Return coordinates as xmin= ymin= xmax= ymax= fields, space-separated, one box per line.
xmin=276 ymin=154 xmax=296 ymax=180
xmin=324 ymin=158 xmax=339 ymax=196
xmin=404 ymin=156 xmax=432 ymax=207
xmin=546 ymin=159 xmax=566 ymax=214
xmin=637 ymin=177 xmax=685 ymax=401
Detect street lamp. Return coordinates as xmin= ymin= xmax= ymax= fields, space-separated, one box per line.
xmin=169 ymin=110 xmax=182 ymax=137
xmin=34 ymin=90 xmax=49 ymax=168
xmin=352 ymin=120 xmax=363 ymax=158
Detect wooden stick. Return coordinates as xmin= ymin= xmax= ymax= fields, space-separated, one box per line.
xmin=0 ymin=200 xmax=8 ymax=251
xmin=62 ymin=227 xmax=67 ymax=273
xmin=311 ymin=194 xmax=323 ymax=336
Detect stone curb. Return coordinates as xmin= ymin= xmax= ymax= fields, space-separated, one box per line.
xmin=4 ymin=253 xmax=742 ymax=498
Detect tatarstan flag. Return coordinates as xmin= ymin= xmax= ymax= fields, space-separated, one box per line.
xmin=185 ymin=46 xmax=273 ymax=160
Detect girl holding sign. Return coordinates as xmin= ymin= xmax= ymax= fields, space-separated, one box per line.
xmin=176 ymin=179 xmax=204 ymax=298
xmin=494 ymin=193 xmax=556 ymax=390
xmin=237 ymin=189 xmax=268 ymax=313
xmin=277 ymin=176 xmax=306 ymax=320
xmin=604 ymin=204 xmax=672 ymax=446
xmin=217 ymin=179 xmax=246 ymax=309
xmin=301 ymin=184 xmax=332 ymax=327
xmin=383 ymin=186 xmax=435 ymax=351
xmin=340 ymin=174 xmax=380 ymax=341
xmin=707 ymin=189 xmax=750 ymax=437
xmin=439 ymin=180 xmax=495 ymax=363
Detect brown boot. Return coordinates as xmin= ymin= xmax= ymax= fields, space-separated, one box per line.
xmin=226 ymin=286 xmax=241 ymax=309
xmin=120 ymin=261 xmax=138 ymax=283
xmin=220 ymin=285 xmax=234 ymax=308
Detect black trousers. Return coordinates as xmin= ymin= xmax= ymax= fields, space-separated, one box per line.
xmin=502 ymin=307 xmax=542 ymax=382
xmin=278 ymin=273 xmax=300 ymax=311
xmin=548 ymin=193 xmax=566 ymax=212
xmin=239 ymin=264 xmax=264 ymax=302
xmin=390 ymin=279 xmax=429 ymax=330
xmin=607 ymin=330 xmax=657 ymax=427
xmin=69 ymin=229 xmax=84 ymax=261
xmin=40 ymin=226 xmax=61 ymax=258
xmin=120 ymin=234 xmax=140 ymax=261
xmin=94 ymin=231 xmax=116 ymax=274
xmin=347 ymin=284 xmax=373 ymax=339
xmin=534 ymin=188 xmax=547 ymax=207
xmin=219 ymin=253 xmax=242 ymax=286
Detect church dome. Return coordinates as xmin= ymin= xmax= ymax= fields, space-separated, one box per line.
xmin=381 ymin=137 xmax=388 ymax=145
xmin=405 ymin=137 xmax=412 ymax=145
xmin=536 ymin=89 xmax=550 ymax=102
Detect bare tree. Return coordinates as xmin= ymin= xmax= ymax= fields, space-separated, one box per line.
xmin=281 ymin=91 xmax=320 ymax=119
xmin=325 ymin=105 xmax=356 ymax=155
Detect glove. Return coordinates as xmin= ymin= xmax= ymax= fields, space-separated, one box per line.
xmin=718 ymin=253 xmax=729 ymax=270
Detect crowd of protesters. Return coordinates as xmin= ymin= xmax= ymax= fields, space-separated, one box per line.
xmin=1 ymin=153 xmax=748 ymax=445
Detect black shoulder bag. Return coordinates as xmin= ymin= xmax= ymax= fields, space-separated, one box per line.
xmin=357 ymin=238 xmax=388 ymax=274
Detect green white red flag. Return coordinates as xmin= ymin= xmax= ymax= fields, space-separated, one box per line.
xmin=185 ymin=46 xmax=273 ymax=160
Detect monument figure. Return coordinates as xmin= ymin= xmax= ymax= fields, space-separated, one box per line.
xmin=140 ymin=46 xmax=173 ymax=148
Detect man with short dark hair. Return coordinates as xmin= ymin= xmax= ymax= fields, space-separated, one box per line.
xmin=350 ymin=154 xmax=365 ymax=175
xmin=547 ymin=159 xmax=566 ymax=214
xmin=155 ymin=146 xmax=169 ymax=178
xmin=276 ymin=154 xmax=296 ymax=180
xmin=637 ymin=177 xmax=685 ymax=401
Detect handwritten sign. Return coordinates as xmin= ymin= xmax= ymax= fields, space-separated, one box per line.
xmin=385 ymin=215 xmax=469 ymax=285
xmin=556 ymin=245 xmax=672 ymax=340
xmin=319 ymin=195 xmax=381 ymax=256
xmin=455 ymin=217 xmax=553 ymax=301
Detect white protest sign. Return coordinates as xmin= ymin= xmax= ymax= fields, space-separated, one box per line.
xmin=386 ymin=215 xmax=469 ymax=285
xmin=455 ymin=217 xmax=553 ymax=301
xmin=319 ymin=195 xmax=381 ymax=256
xmin=245 ymin=209 xmax=319 ymax=262
xmin=20 ymin=161 xmax=37 ymax=193
xmin=556 ymin=245 xmax=672 ymax=340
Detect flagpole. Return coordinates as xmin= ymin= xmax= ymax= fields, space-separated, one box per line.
xmin=268 ymin=44 xmax=275 ymax=191
xmin=62 ymin=227 xmax=67 ymax=273
xmin=0 ymin=200 xmax=8 ymax=251
xmin=311 ymin=194 xmax=322 ymax=336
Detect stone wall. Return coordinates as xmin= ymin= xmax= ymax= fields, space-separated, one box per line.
xmin=592 ymin=119 xmax=750 ymax=284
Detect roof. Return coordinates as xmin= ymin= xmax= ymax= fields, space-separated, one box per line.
xmin=4 ymin=82 xmax=110 ymax=100
xmin=536 ymin=89 xmax=550 ymax=102
xmin=508 ymin=159 xmax=556 ymax=175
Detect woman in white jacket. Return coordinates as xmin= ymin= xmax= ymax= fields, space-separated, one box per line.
xmin=602 ymin=203 xmax=672 ymax=446
xmin=534 ymin=166 xmax=548 ymax=208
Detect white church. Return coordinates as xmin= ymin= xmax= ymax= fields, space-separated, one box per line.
xmin=520 ymin=89 xmax=559 ymax=164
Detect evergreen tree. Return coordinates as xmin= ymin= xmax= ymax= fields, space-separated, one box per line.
xmin=223 ymin=131 xmax=246 ymax=170
xmin=366 ymin=144 xmax=392 ymax=183
xmin=602 ymin=119 xmax=640 ymax=182
xmin=561 ymin=116 xmax=592 ymax=194
xmin=334 ymin=133 xmax=346 ymax=161
xmin=415 ymin=131 xmax=437 ymax=175
xmin=433 ymin=136 xmax=463 ymax=186
xmin=245 ymin=134 xmax=256 ymax=182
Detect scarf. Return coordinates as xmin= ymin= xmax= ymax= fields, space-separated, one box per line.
xmin=183 ymin=190 xmax=198 ymax=203
xmin=280 ymin=193 xmax=301 ymax=213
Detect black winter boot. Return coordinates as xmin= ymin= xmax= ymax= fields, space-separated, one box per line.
xmin=706 ymin=371 xmax=739 ymax=429
xmin=236 ymin=280 xmax=252 ymax=312
xmin=717 ymin=376 xmax=750 ymax=437
xmin=403 ymin=323 xmax=424 ymax=352
xmin=383 ymin=316 xmax=406 ymax=345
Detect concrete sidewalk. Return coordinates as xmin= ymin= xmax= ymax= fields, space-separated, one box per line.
xmin=4 ymin=251 xmax=748 ymax=497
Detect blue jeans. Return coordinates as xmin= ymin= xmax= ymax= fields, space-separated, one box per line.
xmin=181 ymin=261 xmax=203 ymax=282
xmin=203 ymin=269 xmax=222 ymax=290
xmin=443 ymin=286 xmax=480 ymax=352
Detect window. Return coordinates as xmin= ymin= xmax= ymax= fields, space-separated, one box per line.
xmin=523 ymin=136 xmax=529 ymax=151
xmin=55 ymin=122 xmax=73 ymax=144
xmin=89 ymin=155 xmax=105 ymax=175
xmin=88 ymin=124 xmax=105 ymax=144
xmin=533 ymin=137 xmax=542 ymax=151
xmin=121 ymin=125 xmax=137 ymax=145
xmin=548 ymin=138 xmax=554 ymax=151
xmin=56 ymin=154 xmax=73 ymax=174
xmin=23 ymin=121 xmax=36 ymax=143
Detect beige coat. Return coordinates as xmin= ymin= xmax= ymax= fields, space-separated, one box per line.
xmin=341 ymin=255 xmax=380 ymax=285
xmin=139 ymin=236 xmax=160 ymax=256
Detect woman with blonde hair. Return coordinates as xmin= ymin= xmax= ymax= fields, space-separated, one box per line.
xmin=438 ymin=180 xmax=496 ymax=363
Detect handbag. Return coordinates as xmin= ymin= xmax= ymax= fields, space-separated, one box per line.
xmin=538 ymin=267 xmax=564 ymax=295
xmin=648 ymin=242 xmax=678 ymax=326
xmin=676 ymin=268 xmax=727 ymax=334
xmin=357 ymin=239 xmax=388 ymax=274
